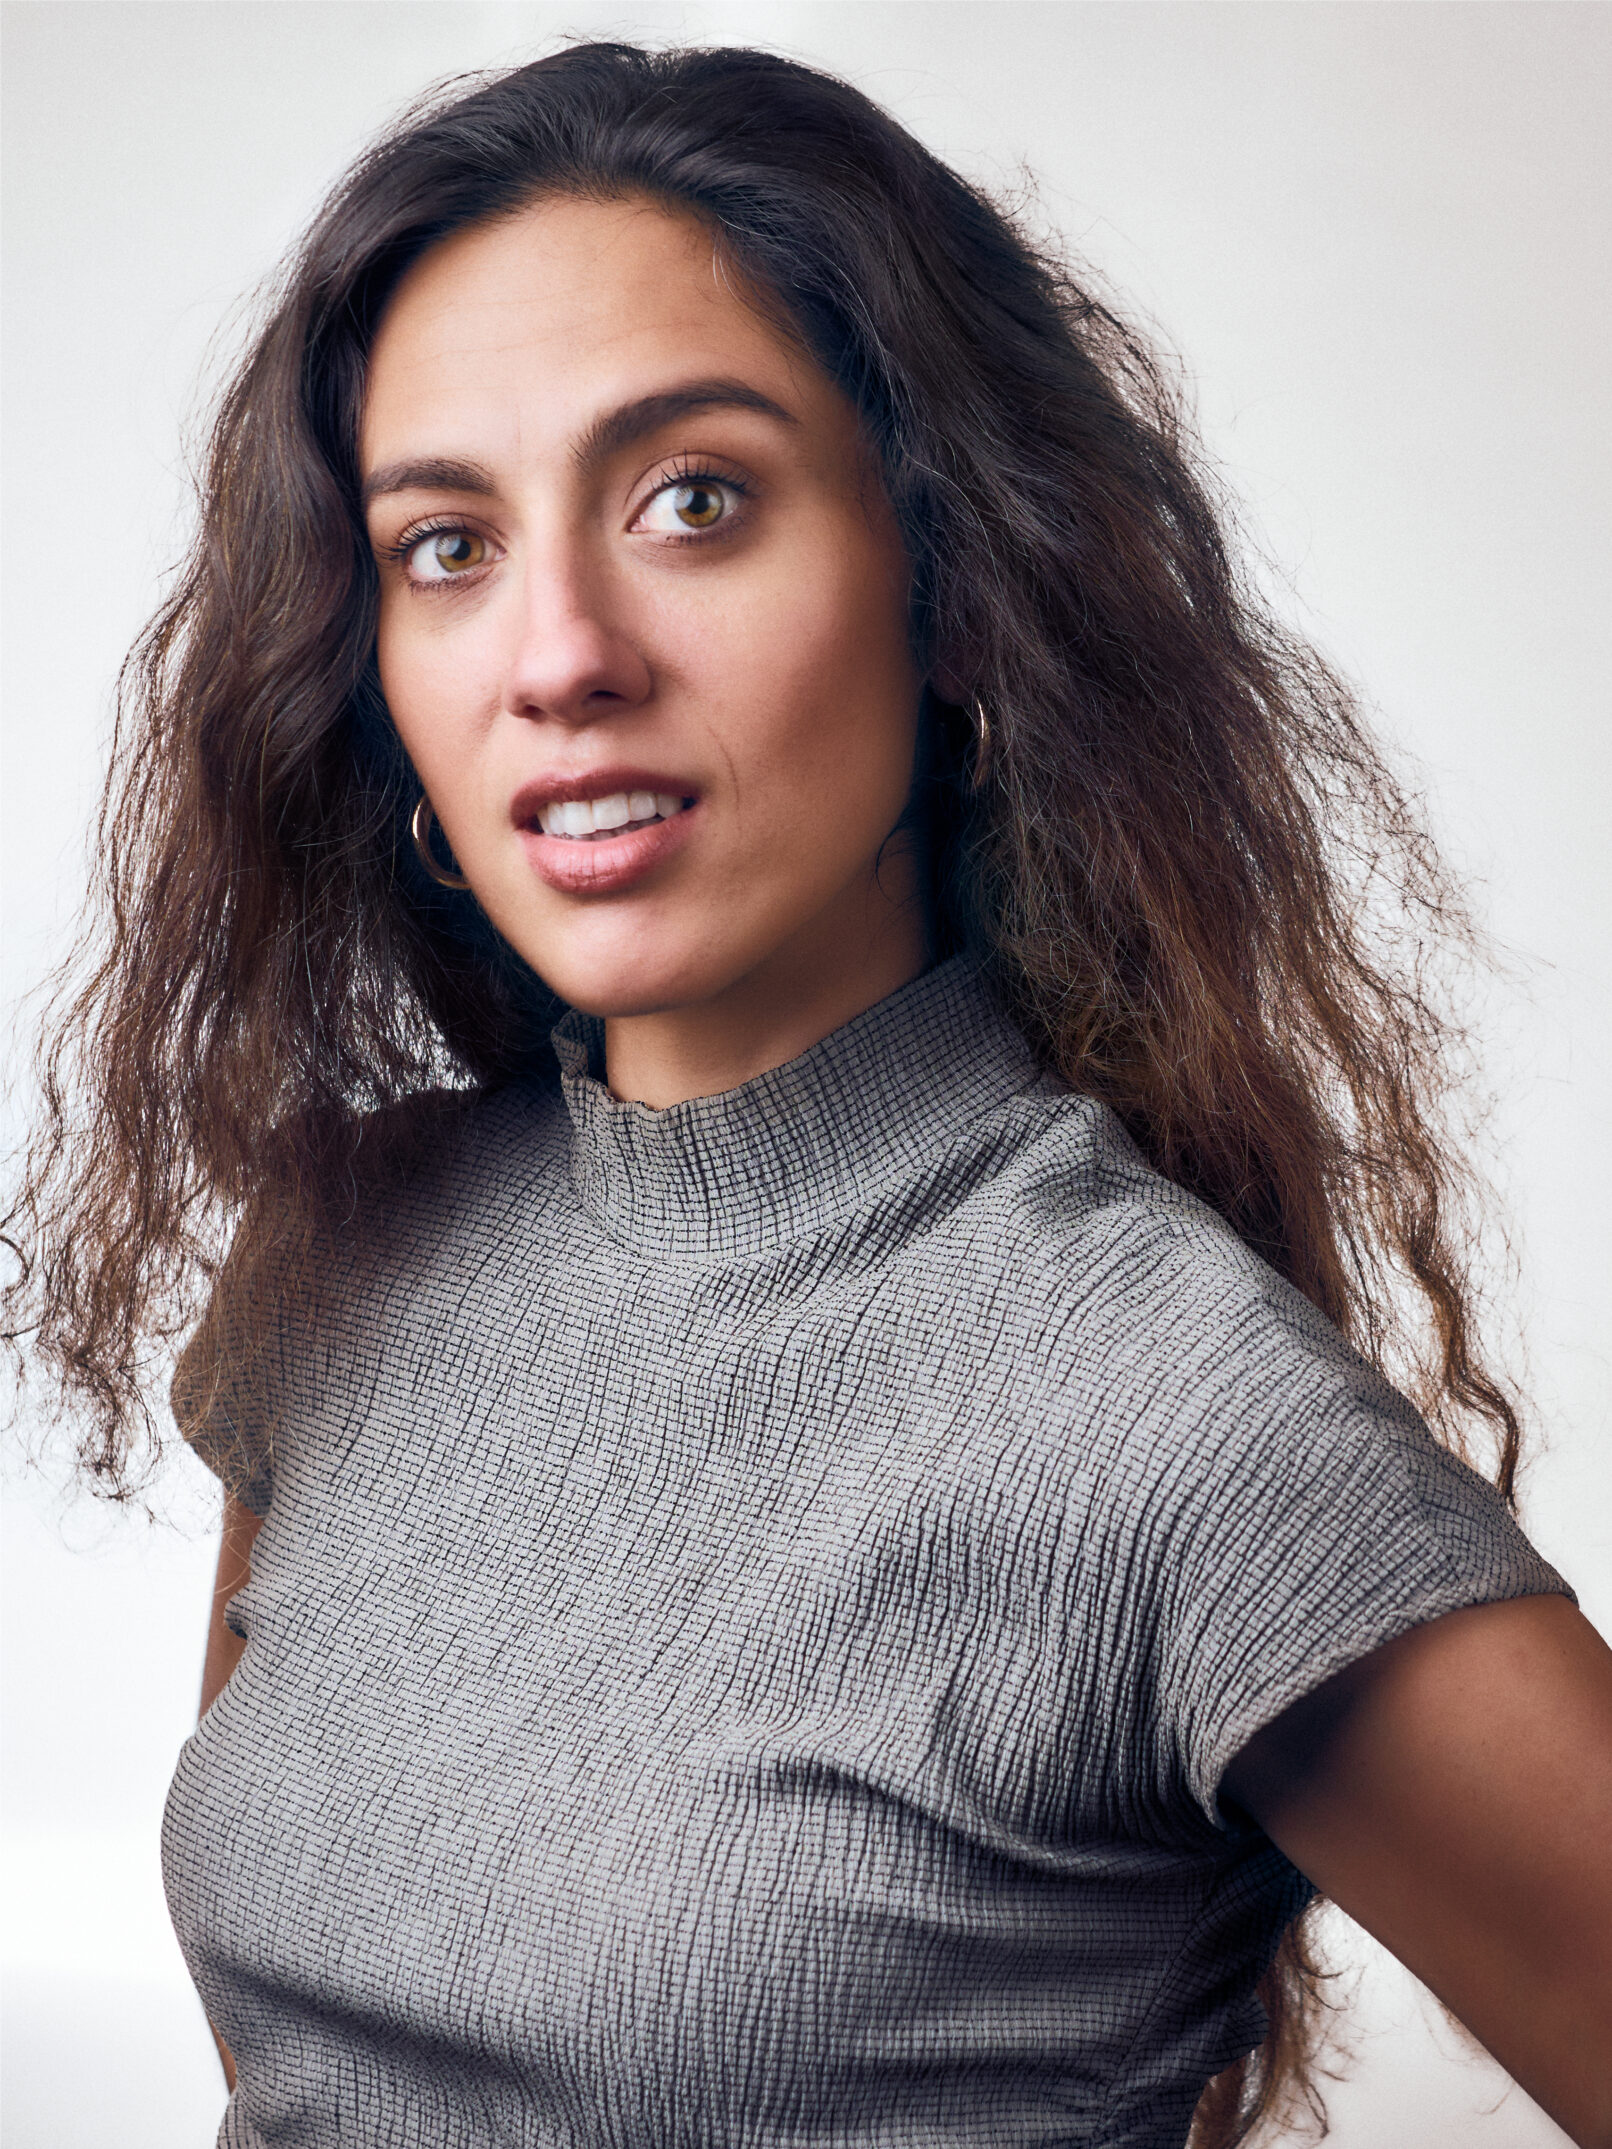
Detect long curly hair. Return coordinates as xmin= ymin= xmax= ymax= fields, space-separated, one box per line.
xmin=6 ymin=41 xmax=1520 ymax=2142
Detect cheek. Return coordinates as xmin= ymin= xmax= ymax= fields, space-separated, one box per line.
xmin=741 ymin=555 xmax=918 ymax=812
xmin=375 ymin=603 xmax=491 ymax=789
xmin=375 ymin=605 xmax=431 ymax=760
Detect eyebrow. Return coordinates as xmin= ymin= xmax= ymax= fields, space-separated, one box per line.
xmin=572 ymin=378 xmax=798 ymax=468
xmin=360 ymin=378 xmax=797 ymax=511
xmin=361 ymin=455 xmax=496 ymax=511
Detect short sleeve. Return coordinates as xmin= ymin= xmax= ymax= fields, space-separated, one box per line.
xmin=170 ymin=1291 xmax=277 ymax=1518
xmin=1058 ymin=1219 xmax=1576 ymax=1837
xmin=1176 ymin=1307 xmax=1566 ymax=1828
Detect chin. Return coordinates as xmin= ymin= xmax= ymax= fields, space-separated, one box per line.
xmin=526 ymin=933 xmax=749 ymax=1023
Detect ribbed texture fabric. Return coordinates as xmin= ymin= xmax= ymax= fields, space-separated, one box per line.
xmin=163 ymin=958 xmax=1569 ymax=2149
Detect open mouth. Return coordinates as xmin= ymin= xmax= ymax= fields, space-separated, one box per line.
xmin=513 ymin=774 xmax=699 ymax=895
xmin=534 ymin=791 xmax=692 ymax=841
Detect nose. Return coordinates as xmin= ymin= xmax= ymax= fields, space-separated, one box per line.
xmin=500 ymin=550 xmax=652 ymax=728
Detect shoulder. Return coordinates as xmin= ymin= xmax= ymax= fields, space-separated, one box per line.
xmin=335 ymin=1070 xmax=571 ymax=1245
xmin=915 ymin=1086 xmax=1566 ymax=1831
xmin=170 ymin=1073 xmax=569 ymax=1507
xmin=935 ymin=1078 xmax=1343 ymax=1386
xmin=925 ymin=1081 xmax=1479 ymax=1529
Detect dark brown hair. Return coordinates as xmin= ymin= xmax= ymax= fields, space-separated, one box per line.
xmin=7 ymin=41 xmax=1520 ymax=2141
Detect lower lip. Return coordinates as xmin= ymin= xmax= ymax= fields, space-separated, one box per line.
xmin=517 ymin=805 xmax=697 ymax=896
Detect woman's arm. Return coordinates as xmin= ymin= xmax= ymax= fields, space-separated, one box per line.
xmin=197 ymin=1492 xmax=263 ymax=2091
xmin=1223 ymin=1593 xmax=1612 ymax=2148
xmin=201 ymin=1492 xmax=262 ymax=1718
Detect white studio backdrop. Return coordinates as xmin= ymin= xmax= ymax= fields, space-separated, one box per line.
xmin=2 ymin=4 xmax=1606 ymax=2144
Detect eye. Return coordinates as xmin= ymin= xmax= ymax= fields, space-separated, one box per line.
xmin=635 ymin=478 xmax=740 ymax=536
xmin=403 ymin=528 xmax=491 ymax=582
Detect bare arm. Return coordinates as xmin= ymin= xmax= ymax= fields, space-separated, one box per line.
xmin=201 ymin=1491 xmax=261 ymax=1719
xmin=1224 ymin=1592 xmax=1612 ymax=2148
xmin=198 ymin=1492 xmax=263 ymax=2091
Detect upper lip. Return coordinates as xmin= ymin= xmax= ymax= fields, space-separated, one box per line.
xmin=509 ymin=767 xmax=699 ymax=826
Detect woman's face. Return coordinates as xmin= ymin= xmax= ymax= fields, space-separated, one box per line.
xmin=362 ymin=195 xmax=927 ymax=1027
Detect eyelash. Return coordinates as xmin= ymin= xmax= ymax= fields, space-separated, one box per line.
xmin=379 ymin=459 xmax=754 ymax=585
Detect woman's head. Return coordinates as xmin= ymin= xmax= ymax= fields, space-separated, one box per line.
xmin=110 ymin=37 xmax=1113 ymax=1106
xmin=364 ymin=191 xmax=926 ymax=1029
xmin=185 ymin=34 xmax=1338 ymax=1078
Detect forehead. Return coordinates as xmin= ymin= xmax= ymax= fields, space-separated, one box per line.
xmin=361 ymin=195 xmax=818 ymax=465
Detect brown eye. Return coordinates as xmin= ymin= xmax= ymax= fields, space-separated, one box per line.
xmin=673 ymin=483 xmax=724 ymax=529
xmin=406 ymin=529 xmax=489 ymax=581
xmin=637 ymin=476 xmax=740 ymax=537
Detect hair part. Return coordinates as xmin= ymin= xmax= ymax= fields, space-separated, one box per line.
xmin=6 ymin=42 xmax=1521 ymax=2142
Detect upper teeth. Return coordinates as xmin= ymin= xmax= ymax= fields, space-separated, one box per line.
xmin=538 ymin=791 xmax=686 ymax=838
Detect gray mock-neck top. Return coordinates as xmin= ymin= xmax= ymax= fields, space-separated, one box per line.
xmin=164 ymin=958 xmax=1569 ymax=2149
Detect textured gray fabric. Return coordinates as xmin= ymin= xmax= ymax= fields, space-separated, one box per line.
xmin=162 ymin=958 xmax=1570 ymax=2149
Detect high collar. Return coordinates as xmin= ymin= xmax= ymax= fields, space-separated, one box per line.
xmin=550 ymin=959 xmax=1039 ymax=1259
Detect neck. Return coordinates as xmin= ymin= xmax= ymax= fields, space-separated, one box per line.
xmin=603 ymin=857 xmax=931 ymax=1109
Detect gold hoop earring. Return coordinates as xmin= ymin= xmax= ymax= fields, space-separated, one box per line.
xmin=410 ymin=795 xmax=471 ymax=891
xmin=969 ymin=696 xmax=993 ymax=791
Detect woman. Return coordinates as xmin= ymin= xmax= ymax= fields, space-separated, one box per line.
xmin=9 ymin=40 xmax=1610 ymax=2149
